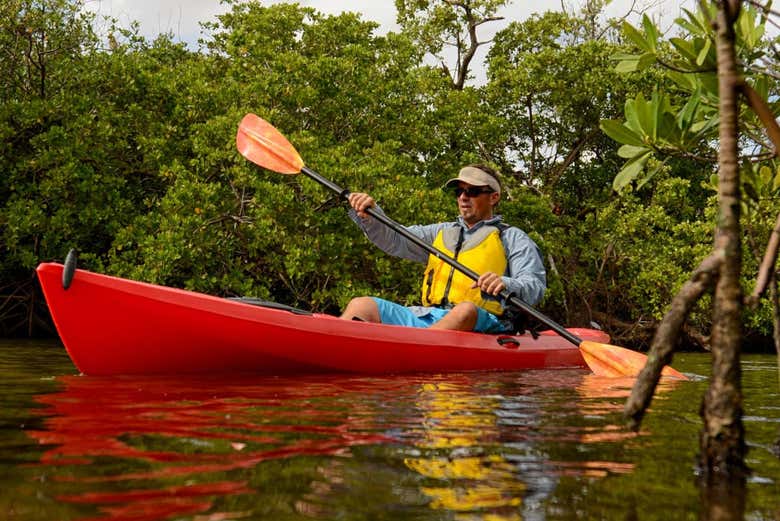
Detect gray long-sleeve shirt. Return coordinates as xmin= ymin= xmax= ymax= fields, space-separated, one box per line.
xmin=348 ymin=207 xmax=547 ymax=308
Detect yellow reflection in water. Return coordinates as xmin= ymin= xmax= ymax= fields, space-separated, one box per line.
xmin=404 ymin=381 xmax=524 ymax=520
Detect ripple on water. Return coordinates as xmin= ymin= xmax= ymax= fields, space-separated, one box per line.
xmin=1 ymin=343 xmax=780 ymax=520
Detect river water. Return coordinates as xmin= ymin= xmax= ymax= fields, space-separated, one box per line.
xmin=1 ymin=339 xmax=779 ymax=520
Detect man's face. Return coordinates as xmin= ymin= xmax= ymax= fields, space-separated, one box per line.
xmin=455 ymin=182 xmax=499 ymax=226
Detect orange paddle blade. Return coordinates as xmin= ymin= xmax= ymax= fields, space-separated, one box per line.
xmin=579 ymin=341 xmax=688 ymax=380
xmin=236 ymin=113 xmax=304 ymax=174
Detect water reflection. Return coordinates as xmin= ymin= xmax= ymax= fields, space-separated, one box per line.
xmin=24 ymin=370 xmax=694 ymax=520
xmin=404 ymin=380 xmax=527 ymax=520
xmin=399 ymin=373 xmax=653 ymax=520
xmin=29 ymin=375 xmax=396 ymax=520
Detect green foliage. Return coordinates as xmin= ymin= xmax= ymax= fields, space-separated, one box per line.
xmin=4 ymin=0 xmax=779 ymax=344
xmin=703 ymin=159 xmax=780 ymax=336
xmin=604 ymin=3 xmax=773 ymax=191
xmin=598 ymin=177 xmax=711 ymax=321
xmin=485 ymin=9 xmax=658 ymax=210
xmin=601 ymin=90 xmax=688 ymax=192
xmin=601 ymin=1 xmax=780 ymax=342
xmin=1 ymin=28 xmax=204 ymax=276
xmin=0 ymin=0 xmax=100 ymax=100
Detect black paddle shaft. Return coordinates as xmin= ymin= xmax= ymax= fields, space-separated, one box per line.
xmin=301 ymin=166 xmax=583 ymax=346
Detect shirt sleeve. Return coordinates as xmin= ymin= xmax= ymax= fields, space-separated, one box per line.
xmin=347 ymin=206 xmax=447 ymax=264
xmin=499 ymin=227 xmax=547 ymax=306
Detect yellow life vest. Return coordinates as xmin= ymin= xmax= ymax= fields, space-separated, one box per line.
xmin=421 ymin=225 xmax=507 ymax=316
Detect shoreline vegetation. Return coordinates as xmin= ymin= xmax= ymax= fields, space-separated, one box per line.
xmin=2 ymin=0 xmax=779 ymax=355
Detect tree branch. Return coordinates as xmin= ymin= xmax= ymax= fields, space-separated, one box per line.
xmin=624 ymin=252 xmax=721 ymax=430
xmin=746 ymin=211 xmax=780 ymax=306
xmin=739 ymin=81 xmax=780 ymax=157
xmin=657 ymin=57 xmax=717 ymax=74
xmin=547 ymin=128 xmax=601 ymax=191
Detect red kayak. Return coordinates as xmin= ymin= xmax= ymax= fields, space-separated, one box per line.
xmin=36 ymin=262 xmax=610 ymax=376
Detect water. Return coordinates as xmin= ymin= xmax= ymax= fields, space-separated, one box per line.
xmin=1 ymin=339 xmax=779 ymax=520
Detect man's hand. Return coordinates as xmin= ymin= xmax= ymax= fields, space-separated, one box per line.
xmin=473 ymin=272 xmax=505 ymax=296
xmin=347 ymin=192 xmax=376 ymax=219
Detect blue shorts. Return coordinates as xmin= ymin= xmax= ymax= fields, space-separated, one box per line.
xmin=371 ymin=297 xmax=510 ymax=334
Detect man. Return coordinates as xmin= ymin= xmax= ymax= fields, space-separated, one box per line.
xmin=340 ymin=164 xmax=546 ymax=333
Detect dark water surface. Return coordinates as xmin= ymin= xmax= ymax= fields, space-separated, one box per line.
xmin=1 ymin=339 xmax=779 ymax=520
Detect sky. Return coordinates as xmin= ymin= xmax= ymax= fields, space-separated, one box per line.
xmin=82 ymin=0 xmax=695 ymax=51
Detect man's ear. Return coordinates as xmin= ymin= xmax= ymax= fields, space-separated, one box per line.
xmin=489 ymin=192 xmax=500 ymax=207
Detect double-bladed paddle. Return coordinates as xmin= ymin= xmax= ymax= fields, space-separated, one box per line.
xmin=236 ymin=113 xmax=686 ymax=379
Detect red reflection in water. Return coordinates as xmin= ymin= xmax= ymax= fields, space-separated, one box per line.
xmin=58 ymin=482 xmax=250 ymax=521
xmin=28 ymin=375 xmax=400 ymax=521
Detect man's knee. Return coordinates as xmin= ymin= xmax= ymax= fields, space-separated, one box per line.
xmin=435 ymin=301 xmax=478 ymax=331
xmin=451 ymin=301 xmax=478 ymax=319
xmin=349 ymin=296 xmax=377 ymax=312
xmin=341 ymin=296 xmax=380 ymax=322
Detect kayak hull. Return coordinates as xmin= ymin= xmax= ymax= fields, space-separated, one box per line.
xmin=36 ymin=263 xmax=610 ymax=376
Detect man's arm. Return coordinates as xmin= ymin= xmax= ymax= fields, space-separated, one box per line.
xmin=500 ymin=228 xmax=547 ymax=306
xmin=348 ymin=205 xmax=446 ymax=264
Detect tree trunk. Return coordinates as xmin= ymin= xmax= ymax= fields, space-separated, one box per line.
xmin=771 ymin=276 xmax=780 ymax=379
xmin=699 ymin=474 xmax=746 ymax=521
xmin=699 ymin=0 xmax=747 ymax=478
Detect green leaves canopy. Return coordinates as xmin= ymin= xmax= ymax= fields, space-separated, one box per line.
xmin=603 ymin=5 xmax=772 ymax=192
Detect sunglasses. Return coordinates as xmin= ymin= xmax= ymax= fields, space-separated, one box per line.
xmin=453 ymin=186 xmax=494 ymax=198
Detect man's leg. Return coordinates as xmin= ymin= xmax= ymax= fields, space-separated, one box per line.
xmin=340 ymin=296 xmax=381 ymax=322
xmin=429 ymin=302 xmax=478 ymax=331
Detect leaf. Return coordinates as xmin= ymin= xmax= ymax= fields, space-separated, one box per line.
xmin=622 ymin=21 xmax=651 ymax=51
xmin=677 ymin=91 xmax=700 ymax=131
xmin=691 ymin=116 xmax=719 ymax=135
xmin=636 ymin=159 xmax=666 ymax=191
xmin=625 ymin=94 xmax=643 ymax=134
xmin=754 ymin=76 xmax=769 ymax=101
xmin=709 ymin=173 xmax=719 ymax=191
xmin=675 ymin=19 xmax=695 ymax=35
xmin=738 ymin=6 xmax=763 ymax=48
xmin=773 ymin=167 xmax=780 ymax=192
xmin=641 ymin=15 xmax=659 ymax=51
xmin=659 ymin=112 xmax=680 ymax=144
xmin=698 ymin=72 xmax=719 ymax=96
xmin=600 ymin=120 xmax=645 ymax=146
xmin=612 ymin=51 xmax=654 ymax=74
xmin=670 ymin=37 xmax=698 ymax=63
xmin=613 ymin=150 xmax=652 ymax=192
xmin=675 ymin=17 xmax=700 ymax=36
xmin=612 ymin=52 xmax=642 ymax=61
xmin=637 ymin=52 xmax=657 ymax=70
xmin=648 ymin=90 xmax=665 ymax=141
xmin=679 ymin=8 xmax=712 ymax=35
xmin=618 ymin=144 xmax=650 ymax=159
xmin=615 ymin=58 xmax=640 ymax=73
xmin=696 ymin=38 xmax=711 ymax=66
xmin=668 ymin=70 xmax=696 ymax=90
xmin=759 ymin=165 xmax=772 ymax=186
xmin=632 ymin=92 xmax=657 ymax=141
